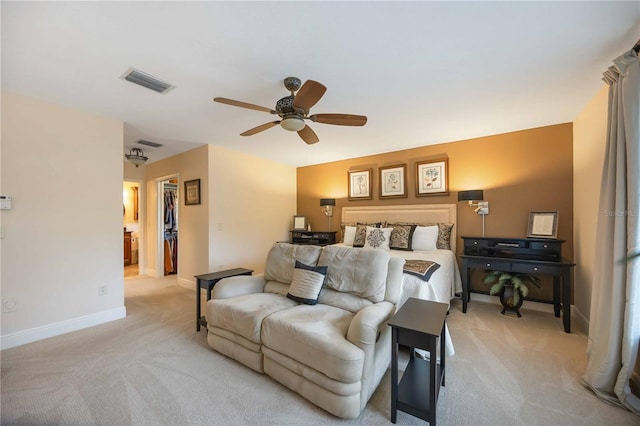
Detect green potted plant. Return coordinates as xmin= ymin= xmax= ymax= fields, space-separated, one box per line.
xmin=483 ymin=270 xmax=542 ymax=317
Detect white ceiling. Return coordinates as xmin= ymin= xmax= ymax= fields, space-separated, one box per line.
xmin=2 ymin=2 xmax=639 ymax=167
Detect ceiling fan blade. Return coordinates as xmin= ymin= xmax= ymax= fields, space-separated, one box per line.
xmin=297 ymin=125 xmax=319 ymax=145
xmin=293 ymin=80 xmax=327 ymax=111
xmin=310 ymin=114 xmax=367 ymax=126
xmin=240 ymin=121 xmax=280 ymax=136
xmin=213 ymin=97 xmax=275 ymax=114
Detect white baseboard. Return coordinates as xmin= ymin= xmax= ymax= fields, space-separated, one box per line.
xmin=178 ymin=277 xmax=195 ymax=290
xmin=0 ymin=306 xmax=126 ymax=350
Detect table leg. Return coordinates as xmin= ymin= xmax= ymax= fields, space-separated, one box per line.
xmin=441 ymin=323 xmax=446 ymax=387
xmin=391 ymin=327 xmax=398 ymax=424
xmin=562 ymin=269 xmax=571 ymax=333
xmin=552 ymin=276 xmax=561 ymax=317
xmin=430 ymin=337 xmax=437 ymax=426
xmin=462 ymin=263 xmax=470 ymax=313
xmin=196 ymin=279 xmax=202 ymax=331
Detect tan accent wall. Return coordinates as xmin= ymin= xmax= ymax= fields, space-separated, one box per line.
xmin=297 ymin=123 xmax=574 ymax=299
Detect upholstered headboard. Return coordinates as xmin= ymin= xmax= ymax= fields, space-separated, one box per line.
xmin=340 ymin=204 xmax=457 ymax=252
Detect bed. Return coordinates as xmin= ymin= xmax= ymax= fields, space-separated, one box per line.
xmin=338 ymin=204 xmax=463 ymax=355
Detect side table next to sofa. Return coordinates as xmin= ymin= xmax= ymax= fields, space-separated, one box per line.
xmin=388 ymin=297 xmax=448 ymax=425
xmin=195 ymin=268 xmax=253 ymax=331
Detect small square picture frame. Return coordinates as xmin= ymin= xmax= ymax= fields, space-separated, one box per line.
xmin=293 ymin=215 xmax=307 ymax=230
xmin=527 ymin=211 xmax=559 ymax=239
xmin=379 ymin=164 xmax=407 ymax=199
xmin=184 ymin=179 xmax=201 ymax=205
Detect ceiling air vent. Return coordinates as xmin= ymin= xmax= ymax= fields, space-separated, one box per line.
xmin=121 ymin=68 xmax=174 ymax=94
xmin=137 ymin=139 xmax=163 ymax=148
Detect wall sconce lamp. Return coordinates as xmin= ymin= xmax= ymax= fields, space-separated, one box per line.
xmin=458 ymin=190 xmax=489 ymax=236
xmin=320 ymin=198 xmax=336 ymax=231
xmin=125 ymin=147 xmax=148 ymax=167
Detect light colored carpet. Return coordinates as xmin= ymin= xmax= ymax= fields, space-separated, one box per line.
xmin=1 ymin=274 xmax=638 ymax=425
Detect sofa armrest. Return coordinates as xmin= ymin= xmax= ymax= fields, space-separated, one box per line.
xmin=211 ymin=275 xmax=267 ymax=299
xmin=346 ymin=301 xmax=396 ymax=348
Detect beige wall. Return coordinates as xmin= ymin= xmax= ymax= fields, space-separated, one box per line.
xmin=1 ymin=91 xmax=125 ymax=348
xmin=144 ymin=145 xmax=210 ymax=284
xmin=573 ymin=84 xmax=609 ymax=325
xmin=208 ymin=145 xmax=297 ymax=275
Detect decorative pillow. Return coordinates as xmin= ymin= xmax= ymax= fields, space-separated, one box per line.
xmin=286 ymin=261 xmax=328 ymax=305
xmin=423 ymin=223 xmax=454 ymax=250
xmin=353 ymin=222 xmax=382 ymax=247
xmin=387 ymin=223 xmax=417 ymax=251
xmin=343 ymin=226 xmax=357 ymax=246
xmin=363 ymin=226 xmax=393 ymax=250
xmin=412 ymin=225 xmax=439 ymax=251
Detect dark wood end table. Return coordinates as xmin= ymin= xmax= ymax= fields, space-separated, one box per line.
xmin=194 ymin=267 xmax=253 ymax=331
xmin=388 ymin=297 xmax=448 ymax=425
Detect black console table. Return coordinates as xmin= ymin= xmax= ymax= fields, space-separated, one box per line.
xmin=460 ymin=236 xmax=575 ymax=333
xmin=290 ymin=230 xmax=336 ymax=246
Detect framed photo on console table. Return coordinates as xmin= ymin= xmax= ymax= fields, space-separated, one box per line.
xmin=527 ymin=211 xmax=559 ymax=238
xmin=293 ymin=215 xmax=307 ymax=230
xmin=416 ymin=158 xmax=448 ymax=196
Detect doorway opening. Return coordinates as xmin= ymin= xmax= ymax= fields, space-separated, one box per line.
xmin=123 ymin=180 xmax=142 ymax=278
xmin=159 ymin=177 xmax=179 ymax=276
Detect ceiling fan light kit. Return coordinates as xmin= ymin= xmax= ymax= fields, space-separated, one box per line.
xmin=213 ymin=77 xmax=367 ymax=145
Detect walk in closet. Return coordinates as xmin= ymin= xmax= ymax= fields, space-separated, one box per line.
xmin=163 ymin=180 xmax=178 ymax=275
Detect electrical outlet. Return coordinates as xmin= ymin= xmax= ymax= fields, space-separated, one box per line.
xmin=98 ymin=285 xmax=107 ymax=296
xmin=3 ymin=298 xmax=17 ymax=313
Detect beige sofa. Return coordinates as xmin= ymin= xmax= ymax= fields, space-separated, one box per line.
xmin=205 ymin=242 xmax=404 ymax=419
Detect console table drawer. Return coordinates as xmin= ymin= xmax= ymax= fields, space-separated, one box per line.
xmin=530 ymin=241 xmax=562 ymax=252
xmin=467 ymin=259 xmax=512 ymax=271
xmin=511 ymin=263 xmax=559 ymax=275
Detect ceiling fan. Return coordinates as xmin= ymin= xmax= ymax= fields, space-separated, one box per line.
xmin=213 ymin=77 xmax=367 ymax=145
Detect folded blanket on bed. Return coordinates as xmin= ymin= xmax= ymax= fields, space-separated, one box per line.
xmin=403 ymin=260 xmax=441 ymax=281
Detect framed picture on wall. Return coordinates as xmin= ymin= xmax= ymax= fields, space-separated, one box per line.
xmin=184 ymin=179 xmax=201 ymax=205
xmin=415 ymin=158 xmax=448 ymax=196
xmin=379 ymin=164 xmax=407 ymax=199
xmin=348 ymin=169 xmax=373 ymax=200
xmin=527 ymin=211 xmax=559 ymax=238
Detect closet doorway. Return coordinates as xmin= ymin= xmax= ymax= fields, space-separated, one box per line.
xmin=157 ymin=176 xmax=179 ymax=277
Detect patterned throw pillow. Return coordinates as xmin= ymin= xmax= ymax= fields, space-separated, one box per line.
xmin=286 ymin=261 xmax=328 ymax=305
xmin=353 ymin=222 xmax=382 ymax=247
xmin=363 ymin=226 xmax=393 ymax=250
xmin=387 ymin=223 xmax=418 ymax=251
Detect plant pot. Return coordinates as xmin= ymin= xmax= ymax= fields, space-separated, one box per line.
xmin=499 ymin=285 xmax=523 ymax=317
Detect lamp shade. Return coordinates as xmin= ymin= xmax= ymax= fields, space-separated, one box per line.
xmin=320 ymin=198 xmax=336 ymax=206
xmin=458 ymin=190 xmax=483 ymax=202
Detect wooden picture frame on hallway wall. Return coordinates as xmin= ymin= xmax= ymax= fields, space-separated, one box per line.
xmin=184 ymin=179 xmax=201 ymax=205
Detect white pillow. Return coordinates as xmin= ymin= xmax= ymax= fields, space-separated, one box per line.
xmin=363 ymin=226 xmax=393 ymax=250
xmin=343 ymin=226 xmax=357 ymax=246
xmin=412 ymin=225 xmax=438 ymax=251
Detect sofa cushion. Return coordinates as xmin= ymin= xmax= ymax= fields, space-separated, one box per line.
xmin=287 ymin=261 xmax=328 ymax=305
xmin=264 ymin=243 xmax=323 ymax=285
xmin=206 ymin=293 xmax=296 ymax=344
xmin=318 ymin=245 xmax=390 ymax=303
xmin=262 ymin=304 xmax=364 ymax=383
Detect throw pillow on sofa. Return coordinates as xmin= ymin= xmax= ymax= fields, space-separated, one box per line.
xmin=286 ymin=261 xmax=328 ymax=305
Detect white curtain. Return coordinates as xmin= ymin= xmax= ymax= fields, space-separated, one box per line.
xmin=582 ymin=48 xmax=640 ymax=414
